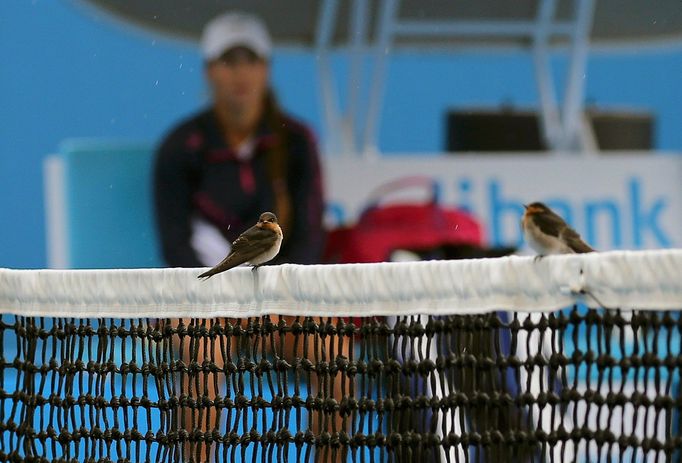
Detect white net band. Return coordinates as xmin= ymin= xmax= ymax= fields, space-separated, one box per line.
xmin=2 ymin=249 xmax=682 ymax=318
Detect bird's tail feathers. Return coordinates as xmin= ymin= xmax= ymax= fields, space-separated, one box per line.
xmin=197 ymin=253 xmax=247 ymax=280
xmin=197 ymin=269 xmax=216 ymax=279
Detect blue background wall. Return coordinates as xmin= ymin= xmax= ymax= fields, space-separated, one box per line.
xmin=2 ymin=0 xmax=682 ymax=268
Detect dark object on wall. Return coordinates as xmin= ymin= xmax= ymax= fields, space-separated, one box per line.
xmin=590 ymin=111 xmax=653 ymax=151
xmin=446 ymin=108 xmax=654 ymax=152
xmin=446 ymin=110 xmax=545 ymax=152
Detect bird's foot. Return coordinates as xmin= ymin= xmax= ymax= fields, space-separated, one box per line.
xmin=533 ymin=254 xmax=545 ymax=262
xmin=251 ymin=265 xmax=261 ymax=293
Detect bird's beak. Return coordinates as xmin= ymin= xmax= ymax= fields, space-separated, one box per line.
xmin=523 ymin=204 xmax=529 ymax=210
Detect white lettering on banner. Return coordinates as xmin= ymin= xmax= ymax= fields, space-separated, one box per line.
xmin=323 ymin=154 xmax=682 ymax=251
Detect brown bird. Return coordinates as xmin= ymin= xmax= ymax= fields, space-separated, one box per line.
xmin=522 ymin=202 xmax=594 ymax=258
xmin=198 ymin=212 xmax=283 ymax=279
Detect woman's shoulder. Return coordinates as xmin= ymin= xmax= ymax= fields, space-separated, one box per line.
xmin=158 ymin=108 xmax=215 ymax=153
xmin=279 ymin=113 xmax=318 ymax=148
xmin=164 ymin=108 xmax=214 ymax=138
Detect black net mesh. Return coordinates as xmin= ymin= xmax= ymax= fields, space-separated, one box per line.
xmin=1 ymin=307 xmax=681 ymax=462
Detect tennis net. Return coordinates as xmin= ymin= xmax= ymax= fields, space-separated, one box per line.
xmin=1 ymin=250 xmax=682 ymax=462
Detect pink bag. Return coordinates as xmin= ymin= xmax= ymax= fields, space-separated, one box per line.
xmin=324 ymin=177 xmax=484 ymax=263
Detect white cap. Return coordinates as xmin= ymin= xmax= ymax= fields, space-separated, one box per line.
xmin=200 ymin=12 xmax=272 ymax=61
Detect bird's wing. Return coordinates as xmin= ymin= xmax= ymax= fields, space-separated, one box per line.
xmin=561 ymin=227 xmax=595 ymax=253
xmin=531 ymin=211 xmax=567 ymax=238
xmin=197 ymin=226 xmax=278 ymax=279
xmin=230 ymin=225 xmax=278 ymax=262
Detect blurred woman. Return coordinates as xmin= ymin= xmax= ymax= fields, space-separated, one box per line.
xmin=154 ymin=12 xmax=324 ymax=270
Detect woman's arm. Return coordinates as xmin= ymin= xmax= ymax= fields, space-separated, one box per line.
xmin=279 ymin=127 xmax=325 ymax=264
xmin=153 ymin=131 xmax=204 ymax=268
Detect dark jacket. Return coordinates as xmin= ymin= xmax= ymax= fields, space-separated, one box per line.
xmin=154 ymin=107 xmax=324 ymax=267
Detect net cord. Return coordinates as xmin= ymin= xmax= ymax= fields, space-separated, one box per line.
xmin=2 ymin=249 xmax=682 ymax=318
